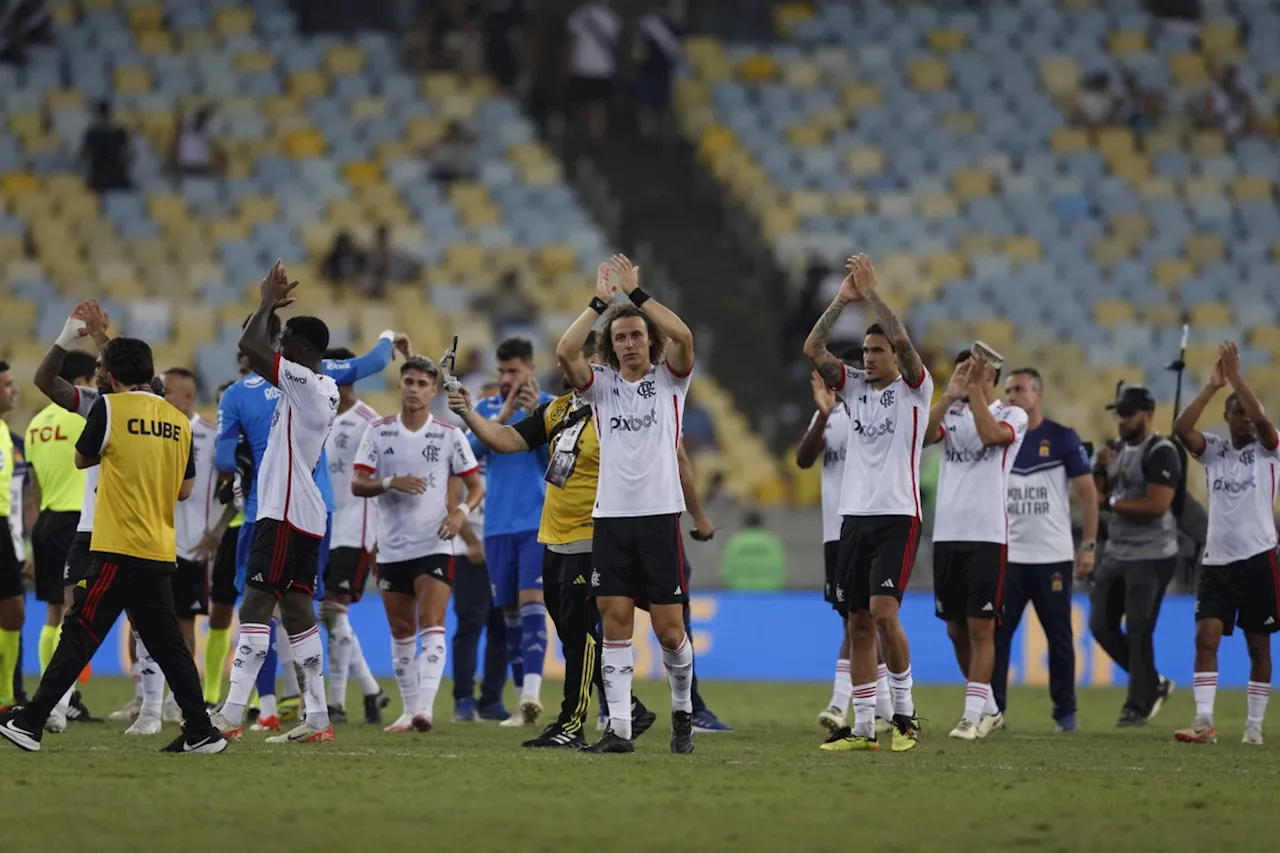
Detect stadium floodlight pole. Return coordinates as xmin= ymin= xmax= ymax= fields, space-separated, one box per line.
xmin=1167 ymin=317 xmax=1190 ymax=430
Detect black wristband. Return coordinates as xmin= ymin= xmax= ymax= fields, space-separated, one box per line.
xmin=589 ymin=296 xmax=609 ymax=315
xmin=629 ymin=287 xmax=651 ymax=307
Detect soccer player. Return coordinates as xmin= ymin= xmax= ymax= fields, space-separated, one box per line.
xmin=804 ymin=254 xmax=930 ymax=753
xmin=203 ymin=380 xmax=249 ymax=708
xmin=1088 ymin=385 xmax=1179 ymax=726
xmin=322 ymin=347 xmax=390 ymax=723
xmin=557 ymin=254 xmax=698 ymax=755
xmin=215 ymin=305 xmax=405 ymax=730
xmin=924 ymin=352 xmax=1027 ymax=740
xmin=212 ymin=263 xmax=340 ymax=744
xmin=353 ymin=356 xmax=483 ymax=731
xmin=469 ymin=338 xmax=556 ymax=727
xmin=995 ymin=367 xmax=1097 ymax=732
xmin=0 ymin=361 xmax=19 ymax=710
xmin=24 ymin=350 xmax=97 ymax=689
xmin=0 ymin=336 xmax=228 ymax=754
xmin=1172 ymin=342 xmax=1277 ymax=745
xmin=795 ymin=362 xmax=894 ymax=735
xmin=450 ymin=330 xmax=659 ymax=748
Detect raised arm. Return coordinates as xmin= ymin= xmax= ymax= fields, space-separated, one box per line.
xmin=1220 ymin=340 xmax=1279 ymax=451
xmin=925 ymin=360 xmax=972 ymax=448
xmin=1172 ymin=358 xmax=1224 ymax=457
xmin=966 ymin=362 xmax=1018 ymax=447
xmin=853 ymin=255 xmax=925 ymax=388
xmin=323 ymin=331 xmax=404 ymax=387
xmin=802 ymin=299 xmax=851 ymax=390
xmin=610 ymin=254 xmax=693 ymax=376
xmin=557 ymin=262 xmax=616 ymax=391
xmin=448 ymin=386 xmax=536 ymax=454
xmin=34 ymin=300 xmax=110 ymax=412
xmin=795 ymin=373 xmax=836 ymax=468
xmin=238 ymin=261 xmax=297 ymax=384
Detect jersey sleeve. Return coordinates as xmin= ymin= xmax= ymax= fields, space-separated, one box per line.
xmin=905 ymin=368 xmax=934 ymax=404
xmin=1194 ymin=433 xmax=1224 ymax=467
xmin=576 ymin=363 xmax=609 ymax=403
xmin=275 ymin=356 xmax=329 ymax=410
xmin=827 ymin=363 xmax=864 ymax=393
xmin=1061 ymin=427 xmax=1093 ymax=477
xmin=353 ymin=422 xmax=381 ymax=475
xmin=73 ymin=385 xmax=101 ymax=418
xmin=184 ymin=432 xmax=196 ymax=479
xmin=214 ymin=385 xmax=242 ymax=474
xmin=450 ymin=430 xmax=480 ymax=476
xmin=1001 ymin=405 xmax=1029 ymax=444
xmin=75 ymin=397 xmax=109 ymax=458
xmin=664 ymin=359 xmax=694 ymax=392
xmin=323 ymin=335 xmax=393 ymax=386
xmin=512 ymin=401 xmax=552 ymax=450
xmin=1143 ymin=443 xmax=1182 ymax=488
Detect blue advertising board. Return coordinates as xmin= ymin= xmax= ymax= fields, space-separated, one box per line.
xmin=16 ymin=591 xmax=1254 ymax=686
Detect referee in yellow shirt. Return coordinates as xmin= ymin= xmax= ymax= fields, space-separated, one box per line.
xmin=0 ymin=338 xmax=227 ymax=754
xmin=24 ymin=351 xmax=98 ymax=674
xmin=0 ymin=361 xmax=22 ymax=709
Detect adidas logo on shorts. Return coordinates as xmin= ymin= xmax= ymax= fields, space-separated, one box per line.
xmin=250 ymin=573 xmax=264 ymax=582
xmin=981 ymin=602 xmax=994 ymax=612
xmin=881 ymin=578 xmax=894 ymax=589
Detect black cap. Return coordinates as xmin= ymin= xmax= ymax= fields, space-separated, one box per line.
xmin=1106 ymin=385 xmax=1156 ymax=417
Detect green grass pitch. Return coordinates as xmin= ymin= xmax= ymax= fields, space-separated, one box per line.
xmin=2 ymin=679 xmax=1275 ymax=852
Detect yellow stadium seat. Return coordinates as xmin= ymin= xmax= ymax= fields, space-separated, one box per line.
xmin=1107 ymin=30 xmax=1147 ymax=56
xmin=289 ymin=70 xmax=328 ymax=100
xmin=845 ymin=146 xmax=884 ymax=177
xmin=405 ymin=115 xmax=446 ymax=147
xmin=959 ymin=233 xmax=999 ymax=259
xmin=113 ymin=67 xmax=152 ymax=95
xmin=1091 ymin=236 xmax=1131 ymax=267
xmin=147 ymin=193 xmax=187 ymax=224
xmin=1189 ymin=302 xmax=1233 ymax=327
xmin=342 ymin=161 xmax=382 ymax=185
xmin=1111 ymin=212 xmax=1152 ymax=243
xmin=1234 ymin=176 xmax=1274 ymax=201
xmin=206 ymin=219 xmax=249 ymax=243
xmin=1185 ymin=233 xmax=1226 ymax=265
xmin=284 ymin=129 xmax=326 ymax=158
xmin=737 ymin=55 xmax=778 ymax=83
xmin=772 ymin=2 xmax=814 ymax=36
xmin=782 ymin=59 xmax=821 ymax=89
xmin=829 ymin=190 xmax=868 ymax=216
xmin=941 ymin=111 xmax=978 ymax=133
xmin=1138 ymin=176 xmax=1176 ymax=198
xmin=178 ymin=28 xmax=217 ymax=53
xmin=1183 ymin=176 xmax=1224 ymax=199
xmin=924 ymin=251 xmax=966 ymax=283
xmin=1143 ymin=127 xmax=1184 ymax=153
xmin=1110 ymin=155 xmax=1151 ymax=184
xmin=1051 ymin=128 xmax=1090 ymax=155
xmin=235 ymin=51 xmax=275 ymax=74
xmin=1268 ymin=73 xmax=1280 ymax=98
xmin=214 ymin=8 xmax=254 ymax=36
xmin=136 ymin=30 xmax=173 ymax=54
xmin=1200 ymin=20 xmax=1239 ymax=55
xmin=422 ymin=72 xmax=463 ymax=100
xmin=909 ymin=56 xmax=949 ymax=92
xmin=1249 ymin=327 xmax=1280 ymax=354
xmin=1154 ymin=258 xmax=1195 ymax=286
xmin=1003 ymin=236 xmax=1043 ymax=264
xmin=327 ymin=45 xmax=365 ymax=76
xmin=1039 ymin=56 xmax=1080 ymax=99
xmin=1190 ymin=130 xmax=1227 ymax=158
xmin=1095 ymin=127 xmax=1136 ymax=160
xmin=46 ymin=90 xmax=83 ymax=112
xmin=785 ymin=124 xmax=826 ymax=148
xmin=350 ymin=97 xmax=388 ymax=120
xmin=1 ymin=171 xmax=38 ymax=198
xmin=918 ymin=194 xmax=958 ymax=218
xmin=1140 ymin=303 xmax=1183 ymax=327
xmin=789 ymin=190 xmax=826 ymax=217
xmin=841 ymin=83 xmax=882 ymax=112
xmin=928 ymin=28 xmax=966 ymax=53
xmin=953 ymin=168 xmax=994 ymax=199
xmin=127 ymin=4 xmax=165 ymax=30
xmin=261 ymin=96 xmax=303 ymax=121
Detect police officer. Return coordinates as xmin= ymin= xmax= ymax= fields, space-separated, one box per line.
xmin=1087 ymin=385 xmax=1179 ymax=727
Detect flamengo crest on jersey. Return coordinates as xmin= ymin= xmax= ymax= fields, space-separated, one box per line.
xmin=578 ymin=361 xmax=690 ymax=518
xmin=1196 ymin=432 xmax=1280 ymax=566
xmin=174 ymin=414 xmax=218 ymax=561
xmin=255 ymin=356 xmax=339 ymax=537
xmin=72 ymin=386 xmax=102 ymax=533
xmin=355 ymin=413 xmax=479 ymax=562
xmin=832 ymin=363 xmax=933 ymax=518
xmin=327 ymin=400 xmax=380 ymax=550
xmin=934 ymin=400 xmax=1028 ymax=544
xmin=813 ymin=404 xmax=849 ymax=543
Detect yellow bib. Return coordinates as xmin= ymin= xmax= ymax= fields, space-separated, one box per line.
xmin=538 ymin=395 xmax=598 ymax=546
xmin=24 ymin=403 xmax=87 ymax=512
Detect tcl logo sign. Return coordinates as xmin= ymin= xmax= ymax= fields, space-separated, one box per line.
xmin=28 ymin=425 xmax=73 ymax=443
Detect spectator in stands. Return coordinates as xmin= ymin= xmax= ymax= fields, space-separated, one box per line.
xmin=322 ymin=230 xmax=366 ymax=290
xmin=482 ymin=0 xmax=526 ymax=91
xmin=1113 ymin=70 xmax=1162 ymax=132
xmin=566 ymin=0 xmax=621 ymax=141
xmin=1072 ymin=71 xmax=1115 ymax=129
xmin=634 ymin=0 xmax=683 ymax=140
xmin=0 ymin=0 xmax=51 ymax=66
xmin=78 ymin=100 xmax=133 ymax=194
xmin=681 ymin=396 xmax=717 ymax=453
xmin=457 ymin=347 xmax=489 ymax=398
xmin=363 ymin=225 xmax=421 ymax=297
xmin=168 ymin=104 xmax=226 ymax=180
xmin=526 ymin=2 xmax=569 ymax=137
xmin=1201 ymin=63 xmax=1252 ymax=137
xmin=428 ymin=120 xmax=479 ymax=185
xmin=478 ymin=270 xmax=537 ymax=336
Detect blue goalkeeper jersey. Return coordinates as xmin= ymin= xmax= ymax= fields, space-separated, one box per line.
xmin=215 ymin=336 xmax=394 ymax=519
xmin=469 ymin=392 xmax=555 ymax=536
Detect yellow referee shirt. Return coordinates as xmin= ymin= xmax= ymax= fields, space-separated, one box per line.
xmin=76 ymin=391 xmax=195 ymax=564
xmin=511 ymin=393 xmax=597 ymax=546
xmin=24 ymin=402 xmax=87 ymax=512
xmin=0 ymin=420 xmax=12 ymax=518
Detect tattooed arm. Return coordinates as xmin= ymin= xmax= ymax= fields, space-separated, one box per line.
xmin=802 ymin=299 xmax=849 ymax=389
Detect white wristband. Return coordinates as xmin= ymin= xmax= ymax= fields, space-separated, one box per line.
xmin=455 ymin=504 xmax=472 ymax=518
xmin=381 ymin=477 xmax=394 ymax=492
xmin=379 ymin=329 xmax=395 ymax=342
xmin=56 ymin=317 xmax=87 ymax=350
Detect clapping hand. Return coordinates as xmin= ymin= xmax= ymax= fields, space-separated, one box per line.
xmin=260 ymin=260 xmax=298 ymax=310
xmin=595 ymin=262 xmax=618 ymax=303
xmin=607 ymin=254 xmax=640 ymax=295
xmin=74 ymin=299 xmax=111 ymax=346
xmin=1219 ymin=341 xmax=1242 ymax=382
xmin=945 ymin=359 xmax=973 ymax=401
xmin=1207 ymin=356 xmax=1227 ymax=390
xmin=837 ymin=254 xmax=878 ymax=304
xmin=811 ymin=371 xmax=837 ymax=415
xmin=515 ymin=377 xmax=541 ymax=413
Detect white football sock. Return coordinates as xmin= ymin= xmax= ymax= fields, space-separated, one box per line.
xmin=131 ymin=659 xmax=143 ymax=701
xmin=221 ymin=623 xmax=272 ymax=725
xmin=289 ymin=626 xmax=329 ymax=729
xmin=889 ymin=666 xmax=915 ymax=717
xmin=1247 ymin=681 xmax=1270 ymax=727
xmin=134 ymin=634 xmax=163 ymax=718
xmin=983 ymin=689 xmax=999 ymax=715
xmin=662 ymin=635 xmax=694 ymax=714
xmin=852 ymin=682 xmax=876 ymax=738
xmin=964 ymin=682 xmax=989 ymax=725
xmin=829 ymin=659 xmax=853 ymax=713
xmin=417 ymin=627 xmax=447 ymax=720
xmin=349 ymin=631 xmax=381 ymax=696
xmin=874 ymin=662 xmax=893 ymax=720
xmin=391 ymin=635 xmax=420 ymax=716
xmin=276 ymin=627 xmax=300 ymax=698
xmin=260 ymin=693 xmax=278 ymax=720
xmin=55 ymin=685 xmax=73 ymax=715
xmin=1193 ymin=671 xmax=1217 ymax=724
xmin=323 ymin=607 xmax=354 ymax=708
xmin=602 ymin=640 xmax=634 ymax=739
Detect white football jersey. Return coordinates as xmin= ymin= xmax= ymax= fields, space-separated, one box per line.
xmin=579 ymin=361 xmax=689 ymax=518
xmin=255 ymin=355 xmax=339 ymax=537
xmin=934 ymin=400 xmax=1028 ymax=544
xmin=327 ymin=400 xmax=380 ymax=550
xmin=1196 ymin=433 xmax=1279 ymax=566
xmin=355 ymin=413 xmax=479 ymax=563
xmin=73 ymin=386 xmax=102 ymax=534
xmin=174 ymin=414 xmax=219 ymax=561
xmin=831 ymin=364 xmax=934 ymax=518
xmin=813 ymin=404 xmax=850 ymax=543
